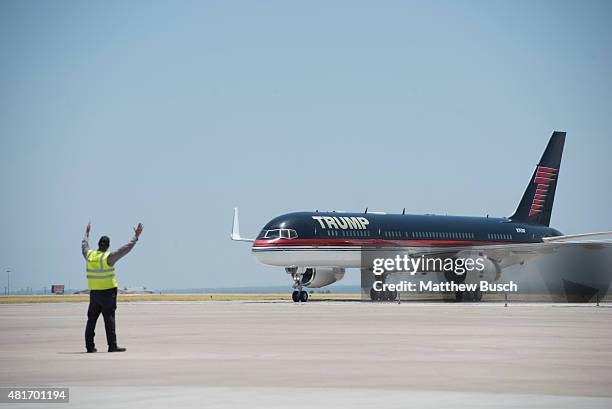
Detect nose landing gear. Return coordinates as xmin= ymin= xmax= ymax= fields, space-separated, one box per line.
xmin=292 ymin=290 xmax=309 ymax=303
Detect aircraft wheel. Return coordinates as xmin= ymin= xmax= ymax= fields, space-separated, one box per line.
xmin=299 ymin=290 xmax=309 ymax=302
xmin=292 ymin=290 xmax=300 ymax=303
xmin=388 ymin=290 xmax=397 ymax=301
xmin=370 ymin=288 xmax=380 ymax=302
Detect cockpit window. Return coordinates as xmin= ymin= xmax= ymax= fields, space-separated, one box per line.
xmin=264 ymin=229 xmax=298 ymax=239
xmin=264 ymin=230 xmax=281 ymax=239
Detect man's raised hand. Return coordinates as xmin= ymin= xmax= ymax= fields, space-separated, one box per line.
xmin=86 ymin=222 xmax=92 ymax=236
xmin=134 ymin=223 xmax=144 ymax=238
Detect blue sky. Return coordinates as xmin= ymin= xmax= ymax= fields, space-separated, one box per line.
xmin=1 ymin=1 xmax=611 ymax=290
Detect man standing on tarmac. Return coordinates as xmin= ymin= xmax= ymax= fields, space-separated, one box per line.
xmin=81 ymin=222 xmax=144 ymax=353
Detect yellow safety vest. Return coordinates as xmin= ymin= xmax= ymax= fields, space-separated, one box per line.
xmin=86 ymin=250 xmax=117 ymax=290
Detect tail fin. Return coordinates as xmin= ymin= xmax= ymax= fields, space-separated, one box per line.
xmin=509 ymin=131 xmax=566 ymax=226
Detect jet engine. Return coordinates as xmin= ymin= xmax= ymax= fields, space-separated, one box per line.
xmin=291 ymin=267 xmax=346 ymax=288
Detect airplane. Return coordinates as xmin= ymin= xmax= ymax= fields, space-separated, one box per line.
xmin=232 ymin=131 xmax=612 ymax=302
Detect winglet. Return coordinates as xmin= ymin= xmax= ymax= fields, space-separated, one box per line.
xmin=231 ymin=208 xmax=255 ymax=242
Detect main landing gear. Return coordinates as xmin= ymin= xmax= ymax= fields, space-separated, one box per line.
xmin=369 ymin=273 xmax=397 ymax=302
xmin=455 ymin=289 xmax=483 ymax=302
xmin=370 ymin=288 xmax=397 ymax=302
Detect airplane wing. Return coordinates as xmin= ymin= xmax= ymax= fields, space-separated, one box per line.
xmin=409 ymin=233 xmax=612 ymax=271
xmin=542 ymin=231 xmax=612 ymax=243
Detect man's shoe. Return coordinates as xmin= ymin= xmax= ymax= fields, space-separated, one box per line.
xmin=108 ymin=346 xmax=127 ymax=352
xmin=86 ymin=348 xmax=97 ymax=353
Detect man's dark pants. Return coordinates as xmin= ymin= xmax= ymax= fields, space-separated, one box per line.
xmin=85 ymin=287 xmax=118 ymax=350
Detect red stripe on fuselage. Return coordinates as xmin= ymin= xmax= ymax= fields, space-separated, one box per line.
xmin=253 ymin=238 xmax=517 ymax=248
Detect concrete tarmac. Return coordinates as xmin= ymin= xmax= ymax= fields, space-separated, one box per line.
xmin=1 ymin=301 xmax=611 ymax=408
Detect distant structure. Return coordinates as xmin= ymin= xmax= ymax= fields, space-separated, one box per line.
xmin=51 ymin=285 xmax=65 ymax=295
xmin=118 ymin=287 xmax=155 ymax=294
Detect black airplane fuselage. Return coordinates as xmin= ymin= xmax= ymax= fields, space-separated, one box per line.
xmin=254 ymin=211 xmax=562 ymax=247
xmin=251 ymin=211 xmax=563 ymax=268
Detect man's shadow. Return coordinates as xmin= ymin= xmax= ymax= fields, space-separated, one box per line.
xmin=57 ymin=351 xmax=91 ymax=354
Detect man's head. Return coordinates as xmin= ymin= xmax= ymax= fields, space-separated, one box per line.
xmin=98 ymin=236 xmax=110 ymax=252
